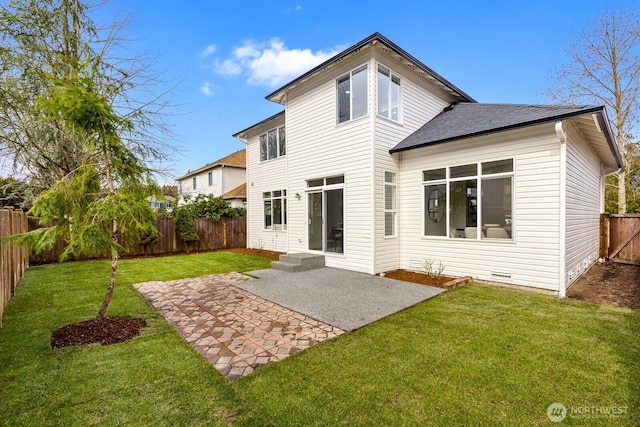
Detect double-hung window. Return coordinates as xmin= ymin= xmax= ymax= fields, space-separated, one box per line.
xmin=192 ymin=177 xmax=197 ymax=190
xmin=384 ymin=172 xmax=397 ymax=236
xmin=423 ymin=159 xmax=513 ymax=240
xmin=259 ymin=126 xmax=286 ymax=162
xmin=337 ymin=65 xmax=368 ymax=124
xmin=377 ymin=65 xmax=401 ymax=122
xmin=263 ymin=190 xmax=287 ymax=230
xmin=208 ymin=171 xmax=214 ymax=186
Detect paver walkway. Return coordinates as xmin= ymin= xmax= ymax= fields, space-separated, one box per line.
xmin=134 ymin=273 xmax=343 ymax=380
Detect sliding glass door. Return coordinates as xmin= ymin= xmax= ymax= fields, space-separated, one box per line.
xmin=307 ymin=178 xmax=344 ymax=253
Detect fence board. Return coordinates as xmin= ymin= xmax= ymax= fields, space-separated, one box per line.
xmin=603 ymin=214 xmax=640 ymax=264
xmin=28 ymin=216 xmax=246 ymax=264
xmin=0 ymin=209 xmax=29 ymax=326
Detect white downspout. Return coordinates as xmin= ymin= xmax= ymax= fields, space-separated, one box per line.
xmin=555 ymin=121 xmax=567 ymax=298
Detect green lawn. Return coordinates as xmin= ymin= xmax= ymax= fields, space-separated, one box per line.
xmin=0 ymin=252 xmax=637 ymax=426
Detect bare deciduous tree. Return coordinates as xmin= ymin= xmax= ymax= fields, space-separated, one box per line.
xmin=549 ymin=8 xmax=640 ymax=213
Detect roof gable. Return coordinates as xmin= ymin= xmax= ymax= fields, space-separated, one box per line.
xmin=265 ymin=32 xmax=475 ymax=105
xmin=176 ymin=149 xmax=246 ymax=181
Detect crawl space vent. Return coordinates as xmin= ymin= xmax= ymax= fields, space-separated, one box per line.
xmin=491 ymin=271 xmax=512 ymax=279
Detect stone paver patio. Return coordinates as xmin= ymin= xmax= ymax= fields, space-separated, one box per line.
xmin=134 ymin=273 xmax=344 ymax=380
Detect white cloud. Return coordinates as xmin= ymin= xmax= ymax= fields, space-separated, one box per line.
xmin=213 ymin=58 xmax=243 ymax=76
xmin=286 ymin=5 xmax=302 ymax=13
xmin=199 ymin=82 xmax=213 ymax=96
xmin=200 ymin=44 xmax=217 ymax=58
xmin=212 ymin=38 xmax=342 ymax=88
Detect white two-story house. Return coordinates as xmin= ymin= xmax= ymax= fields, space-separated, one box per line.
xmin=176 ymin=149 xmax=247 ymax=207
xmin=234 ymin=33 xmax=622 ymax=296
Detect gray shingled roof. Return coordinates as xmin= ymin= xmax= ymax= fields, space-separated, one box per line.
xmin=390 ymin=103 xmax=604 ymax=153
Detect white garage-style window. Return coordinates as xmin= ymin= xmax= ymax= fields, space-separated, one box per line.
xmin=337 ymin=65 xmax=368 ymax=124
xmin=423 ymin=159 xmax=513 ymax=240
xmin=377 ymin=65 xmax=401 ymax=122
xmin=384 ymin=171 xmax=397 ymax=236
xmin=263 ymin=190 xmax=287 ymax=230
xmin=259 ymin=126 xmax=286 ymax=162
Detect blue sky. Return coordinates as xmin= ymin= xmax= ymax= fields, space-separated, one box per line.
xmin=96 ymin=0 xmax=622 ymax=182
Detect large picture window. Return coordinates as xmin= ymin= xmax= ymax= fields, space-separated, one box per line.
xmin=263 ymin=190 xmax=287 ymax=230
xmin=377 ymin=65 xmax=401 ymax=122
xmin=337 ymin=65 xmax=368 ymax=124
xmin=259 ymin=126 xmax=286 ymax=162
xmin=423 ymin=159 xmax=513 ymax=240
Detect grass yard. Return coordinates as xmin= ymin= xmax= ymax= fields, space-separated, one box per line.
xmin=0 ymin=251 xmax=638 ymax=426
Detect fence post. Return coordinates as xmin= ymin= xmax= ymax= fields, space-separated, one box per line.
xmin=599 ymin=213 xmax=609 ymax=259
xmin=0 ymin=208 xmax=29 ymax=326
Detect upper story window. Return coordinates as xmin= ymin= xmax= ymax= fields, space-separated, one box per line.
xmin=260 ymin=126 xmax=286 ymax=162
xmin=208 ymin=171 xmax=215 ymax=186
xmin=192 ymin=177 xmax=197 ymax=190
xmin=377 ymin=65 xmax=401 ymax=122
xmin=337 ymin=65 xmax=368 ymax=124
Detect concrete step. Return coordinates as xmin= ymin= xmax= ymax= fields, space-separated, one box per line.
xmin=271 ymin=253 xmax=325 ymax=272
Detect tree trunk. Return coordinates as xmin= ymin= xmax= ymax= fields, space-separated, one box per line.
xmin=97 ymin=220 xmax=118 ymax=319
xmin=618 ymin=169 xmax=627 ymax=214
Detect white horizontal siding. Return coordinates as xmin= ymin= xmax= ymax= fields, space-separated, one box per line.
xmin=372 ymin=55 xmax=454 ymax=273
xmin=398 ymin=123 xmax=563 ymax=291
xmin=284 ymin=52 xmax=376 ymax=273
xmin=564 ymin=121 xmax=602 ymax=286
xmin=245 ymin=115 xmax=288 ymax=253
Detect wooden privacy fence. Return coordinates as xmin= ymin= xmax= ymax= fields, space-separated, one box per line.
xmin=600 ymin=214 xmax=640 ymax=264
xmin=29 ymin=216 xmax=247 ymax=264
xmin=0 ymin=209 xmax=29 ymax=326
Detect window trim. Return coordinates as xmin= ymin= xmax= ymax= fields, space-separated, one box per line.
xmin=263 ymin=190 xmax=287 ymax=231
xmin=384 ymin=171 xmax=397 ymax=237
xmin=259 ymin=125 xmax=286 ymax=162
xmin=422 ymin=158 xmax=514 ymax=241
xmin=377 ymin=64 xmax=402 ymax=123
xmin=208 ymin=171 xmax=214 ymax=187
xmin=336 ymin=64 xmax=368 ymax=124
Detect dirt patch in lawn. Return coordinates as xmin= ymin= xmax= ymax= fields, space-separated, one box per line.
xmin=383 ymin=270 xmax=456 ymax=289
xmin=567 ymin=262 xmax=640 ymax=310
xmin=51 ymin=316 xmax=147 ymax=349
xmin=226 ymin=247 xmax=283 ymax=260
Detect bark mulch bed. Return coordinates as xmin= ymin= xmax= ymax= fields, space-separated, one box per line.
xmin=567 ymin=261 xmax=640 ymax=310
xmin=226 ymin=247 xmax=283 ymax=260
xmin=383 ymin=269 xmax=457 ymax=289
xmin=51 ymin=316 xmax=147 ymax=349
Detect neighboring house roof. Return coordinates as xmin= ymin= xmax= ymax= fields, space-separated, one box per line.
xmin=233 ymin=110 xmax=285 ymax=140
xmin=223 ymin=183 xmax=247 ymax=200
xmin=176 ymin=149 xmax=246 ymax=181
xmin=391 ymin=103 xmax=623 ymax=173
xmin=265 ymin=32 xmax=476 ymax=105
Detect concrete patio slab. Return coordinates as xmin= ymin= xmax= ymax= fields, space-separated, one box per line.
xmin=240 ymin=267 xmax=446 ymax=331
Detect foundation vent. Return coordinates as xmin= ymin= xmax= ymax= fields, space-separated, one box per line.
xmin=491 ymin=271 xmax=512 ymax=279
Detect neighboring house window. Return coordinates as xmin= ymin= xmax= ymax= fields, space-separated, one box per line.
xmin=259 ymin=126 xmax=286 ymax=162
xmin=384 ymin=171 xmax=397 ymax=237
xmin=192 ymin=177 xmax=197 ymax=190
xmin=423 ymin=159 xmax=513 ymax=240
xmin=377 ymin=65 xmax=401 ymax=122
xmin=337 ymin=65 xmax=368 ymax=124
xmin=263 ymin=190 xmax=287 ymax=230
xmin=208 ymin=171 xmax=215 ymax=186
